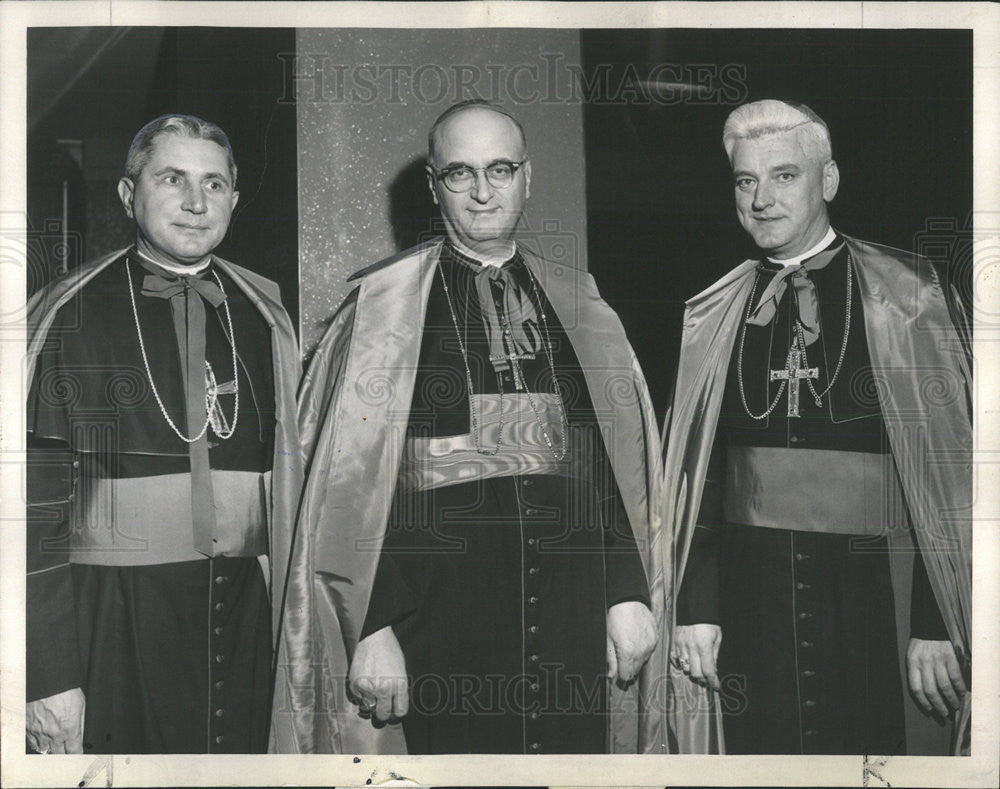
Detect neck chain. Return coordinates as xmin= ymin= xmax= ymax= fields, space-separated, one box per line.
xmin=125 ymin=259 xmax=239 ymax=443
xmin=737 ymin=251 xmax=853 ymax=420
xmin=436 ymin=258 xmax=568 ymax=460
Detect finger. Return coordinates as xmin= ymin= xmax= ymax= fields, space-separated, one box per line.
xmin=696 ymin=642 xmax=720 ymax=691
xmin=921 ymin=664 xmax=949 ymax=718
xmin=65 ymin=734 xmax=84 ymax=755
xmin=944 ymin=651 xmax=968 ymax=698
xmin=908 ymin=663 xmax=931 ymax=713
xmin=933 ymin=661 xmax=961 ymax=710
xmin=606 ymin=636 xmax=618 ymax=679
xmin=618 ymin=649 xmax=639 ymax=683
xmin=48 ymin=740 xmax=67 ymax=755
xmin=352 ymin=675 xmax=375 ymax=701
xmin=374 ymin=687 xmax=395 ymax=722
xmin=687 ymin=647 xmax=705 ymax=685
xmin=712 ymin=630 xmax=722 ymax=663
xmin=392 ymin=681 xmax=409 ymax=718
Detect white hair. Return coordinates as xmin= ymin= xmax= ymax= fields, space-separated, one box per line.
xmin=723 ymin=100 xmax=833 ymax=164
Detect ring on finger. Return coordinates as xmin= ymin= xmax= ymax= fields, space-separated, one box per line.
xmin=358 ymin=697 xmax=377 ymax=714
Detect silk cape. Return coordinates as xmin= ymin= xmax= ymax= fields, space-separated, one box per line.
xmin=278 ymin=239 xmax=667 ymax=753
xmin=660 ymin=235 xmax=973 ymax=754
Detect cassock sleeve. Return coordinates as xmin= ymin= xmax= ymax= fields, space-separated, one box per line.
xmin=26 ymin=328 xmax=83 ymax=700
xmin=359 ymin=551 xmax=419 ymax=641
xmin=675 ymin=437 xmax=723 ymax=626
xmin=599 ymin=429 xmax=652 ymax=610
xmin=909 ymin=543 xmax=950 ymax=641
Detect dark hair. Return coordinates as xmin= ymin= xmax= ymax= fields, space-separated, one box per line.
xmin=125 ymin=114 xmax=237 ymax=186
xmin=427 ymin=99 xmax=527 ymax=164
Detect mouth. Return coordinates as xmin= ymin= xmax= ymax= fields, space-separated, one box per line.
xmin=173 ymin=223 xmax=211 ymax=231
xmin=753 ymin=216 xmax=783 ymax=222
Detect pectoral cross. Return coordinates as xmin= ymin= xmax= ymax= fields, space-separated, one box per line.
xmin=770 ymin=347 xmax=818 ymax=417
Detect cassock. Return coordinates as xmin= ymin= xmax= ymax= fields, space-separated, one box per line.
xmin=661 ymin=234 xmax=972 ymax=755
xmin=280 ymin=239 xmax=666 ymax=755
xmin=26 ymin=249 xmax=302 ymax=754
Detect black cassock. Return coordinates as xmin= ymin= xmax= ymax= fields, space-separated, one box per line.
xmin=27 ymin=255 xmax=275 ymax=753
xmin=361 ymin=244 xmax=649 ymax=754
xmin=677 ymin=237 xmax=946 ymax=755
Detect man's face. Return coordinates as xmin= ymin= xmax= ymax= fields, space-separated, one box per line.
xmin=427 ymin=108 xmax=531 ymax=254
xmin=118 ymin=134 xmax=238 ymax=265
xmin=730 ymin=130 xmax=839 ymax=258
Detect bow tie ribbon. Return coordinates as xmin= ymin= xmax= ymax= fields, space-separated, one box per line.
xmin=746 ymin=242 xmax=845 ymax=346
xmin=141 ymin=270 xmax=226 ymax=307
xmin=473 ymin=263 xmax=543 ymax=371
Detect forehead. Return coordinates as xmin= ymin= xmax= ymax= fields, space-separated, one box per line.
xmin=142 ymin=134 xmax=231 ymax=178
xmin=731 ymin=130 xmax=815 ymax=171
xmin=433 ymin=109 xmax=524 ymax=165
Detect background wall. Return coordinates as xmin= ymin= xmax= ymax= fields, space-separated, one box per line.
xmin=296 ymin=28 xmax=588 ymax=358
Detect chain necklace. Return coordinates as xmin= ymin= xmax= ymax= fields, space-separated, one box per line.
xmin=436 ymin=259 xmax=568 ymax=460
xmin=125 ymin=259 xmax=239 ymax=443
xmin=737 ymin=252 xmax=853 ymax=419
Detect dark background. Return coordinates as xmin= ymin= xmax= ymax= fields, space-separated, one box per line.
xmin=27 ymin=27 xmax=972 ymax=418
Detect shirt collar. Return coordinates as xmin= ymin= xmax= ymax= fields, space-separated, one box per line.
xmin=449 ymin=237 xmax=517 ymax=268
xmin=766 ymin=226 xmax=837 ymax=268
xmin=133 ymin=246 xmax=212 ymax=277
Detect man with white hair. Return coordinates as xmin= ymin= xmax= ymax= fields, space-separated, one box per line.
xmin=663 ymin=99 xmax=971 ymax=754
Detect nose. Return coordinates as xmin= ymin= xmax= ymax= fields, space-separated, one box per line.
xmin=469 ymin=168 xmax=495 ymax=203
xmin=752 ymin=179 xmax=774 ymax=211
xmin=182 ymin=183 xmax=207 ymax=214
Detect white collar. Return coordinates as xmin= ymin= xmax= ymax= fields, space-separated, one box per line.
xmin=451 ymin=238 xmax=517 ymax=268
xmin=133 ymin=247 xmax=212 ymax=276
xmin=767 ymin=226 xmax=837 ymax=268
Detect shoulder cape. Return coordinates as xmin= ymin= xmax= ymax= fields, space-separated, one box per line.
xmin=660 ymin=235 xmax=973 ymax=754
xmin=24 ymin=248 xmax=304 ymax=748
xmin=280 ymin=239 xmax=667 ymax=753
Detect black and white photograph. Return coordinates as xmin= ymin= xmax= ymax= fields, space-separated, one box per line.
xmin=1 ymin=2 xmax=997 ymax=787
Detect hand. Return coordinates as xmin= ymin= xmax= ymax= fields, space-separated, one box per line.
xmin=672 ymin=623 xmax=722 ymax=691
xmin=349 ymin=626 xmax=409 ymax=722
xmin=907 ymin=638 xmax=967 ymax=718
xmin=26 ymin=687 xmax=85 ymax=754
xmin=606 ymin=601 xmax=658 ymax=684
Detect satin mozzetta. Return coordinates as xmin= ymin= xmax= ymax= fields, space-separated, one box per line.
xmin=24 ymin=248 xmax=304 ymax=752
xmin=287 ymin=240 xmax=665 ymax=754
xmin=660 ymin=236 xmax=972 ymax=754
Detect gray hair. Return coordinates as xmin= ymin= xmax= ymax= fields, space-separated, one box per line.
xmin=427 ymin=99 xmax=527 ymax=164
xmin=125 ymin=114 xmax=237 ymax=186
xmin=723 ymin=99 xmax=832 ymax=164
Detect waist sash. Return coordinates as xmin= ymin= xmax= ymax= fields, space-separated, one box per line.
xmin=723 ymin=446 xmax=909 ymax=536
xmin=399 ymin=393 xmax=586 ymax=493
xmin=65 ymin=467 xmax=269 ymax=565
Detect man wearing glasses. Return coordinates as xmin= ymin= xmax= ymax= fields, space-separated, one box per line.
xmin=284 ymin=100 xmax=661 ymax=754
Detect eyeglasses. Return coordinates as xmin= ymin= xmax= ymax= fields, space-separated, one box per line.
xmin=430 ymin=160 xmax=528 ymax=193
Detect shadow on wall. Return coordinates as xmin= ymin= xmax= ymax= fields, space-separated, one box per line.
xmin=388 ymin=155 xmax=440 ymax=252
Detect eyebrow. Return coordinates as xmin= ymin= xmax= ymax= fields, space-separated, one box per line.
xmin=152 ymin=166 xmax=230 ymax=184
xmin=438 ymin=158 xmax=517 ymax=170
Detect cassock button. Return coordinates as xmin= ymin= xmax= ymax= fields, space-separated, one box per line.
xmin=72 ymin=460 xmax=80 ymax=469
xmin=529 ymin=653 xmax=539 ymax=663
xmin=530 ymin=711 xmax=540 ymax=720
xmin=214 ymin=602 xmax=225 ymax=612
xmin=795 ymin=553 xmax=810 ymax=561
xmin=529 ymin=566 xmax=540 ymax=576
xmin=528 ymin=596 xmax=539 ymax=605
xmin=798 ymin=612 xmax=811 ymax=620
xmin=796 ymin=582 xmax=810 ymax=591
xmin=803 ymin=700 xmax=817 ymax=708
xmin=215 ymin=654 xmax=226 ymax=664
xmin=522 ymin=478 xmax=534 ymax=487
xmin=804 ymin=730 xmax=817 ymax=737
xmin=528 ymin=625 xmax=539 ymax=635
xmin=800 ymin=641 xmax=813 ymax=649
xmin=530 ymin=682 xmax=539 ymax=692
xmin=525 ymin=508 xmax=539 ymax=516
xmin=790 ymin=435 xmax=803 ymax=444
xmin=214 ymin=708 xmax=226 ymax=718
xmin=530 ymin=742 xmax=541 ymax=751
xmin=215 ymin=680 xmax=225 ymax=690
xmin=528 ymin=538 xmax=537 ymax=546
xmin=801 ymin=670 xmax=815 ymax=678
xmin=214 ymin=626 xmax=224 ymax=636
xmin=214 ymin=735 xmax=225 ymax=745
xmin=215 ymin=575 xmax=228 ymax=585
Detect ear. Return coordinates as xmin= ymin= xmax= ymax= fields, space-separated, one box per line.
xmin=231 ymin=190 xmax=240 ymax=212
xmin=117 ymin=177 xmax=135 ymax=219
xmin=822 ymin=160 xmax=840 ymax=202
xmin=523 ymin=160 xmax=532 ymax=200
xmin=425 ymin=165 xmax=439 ymax=206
